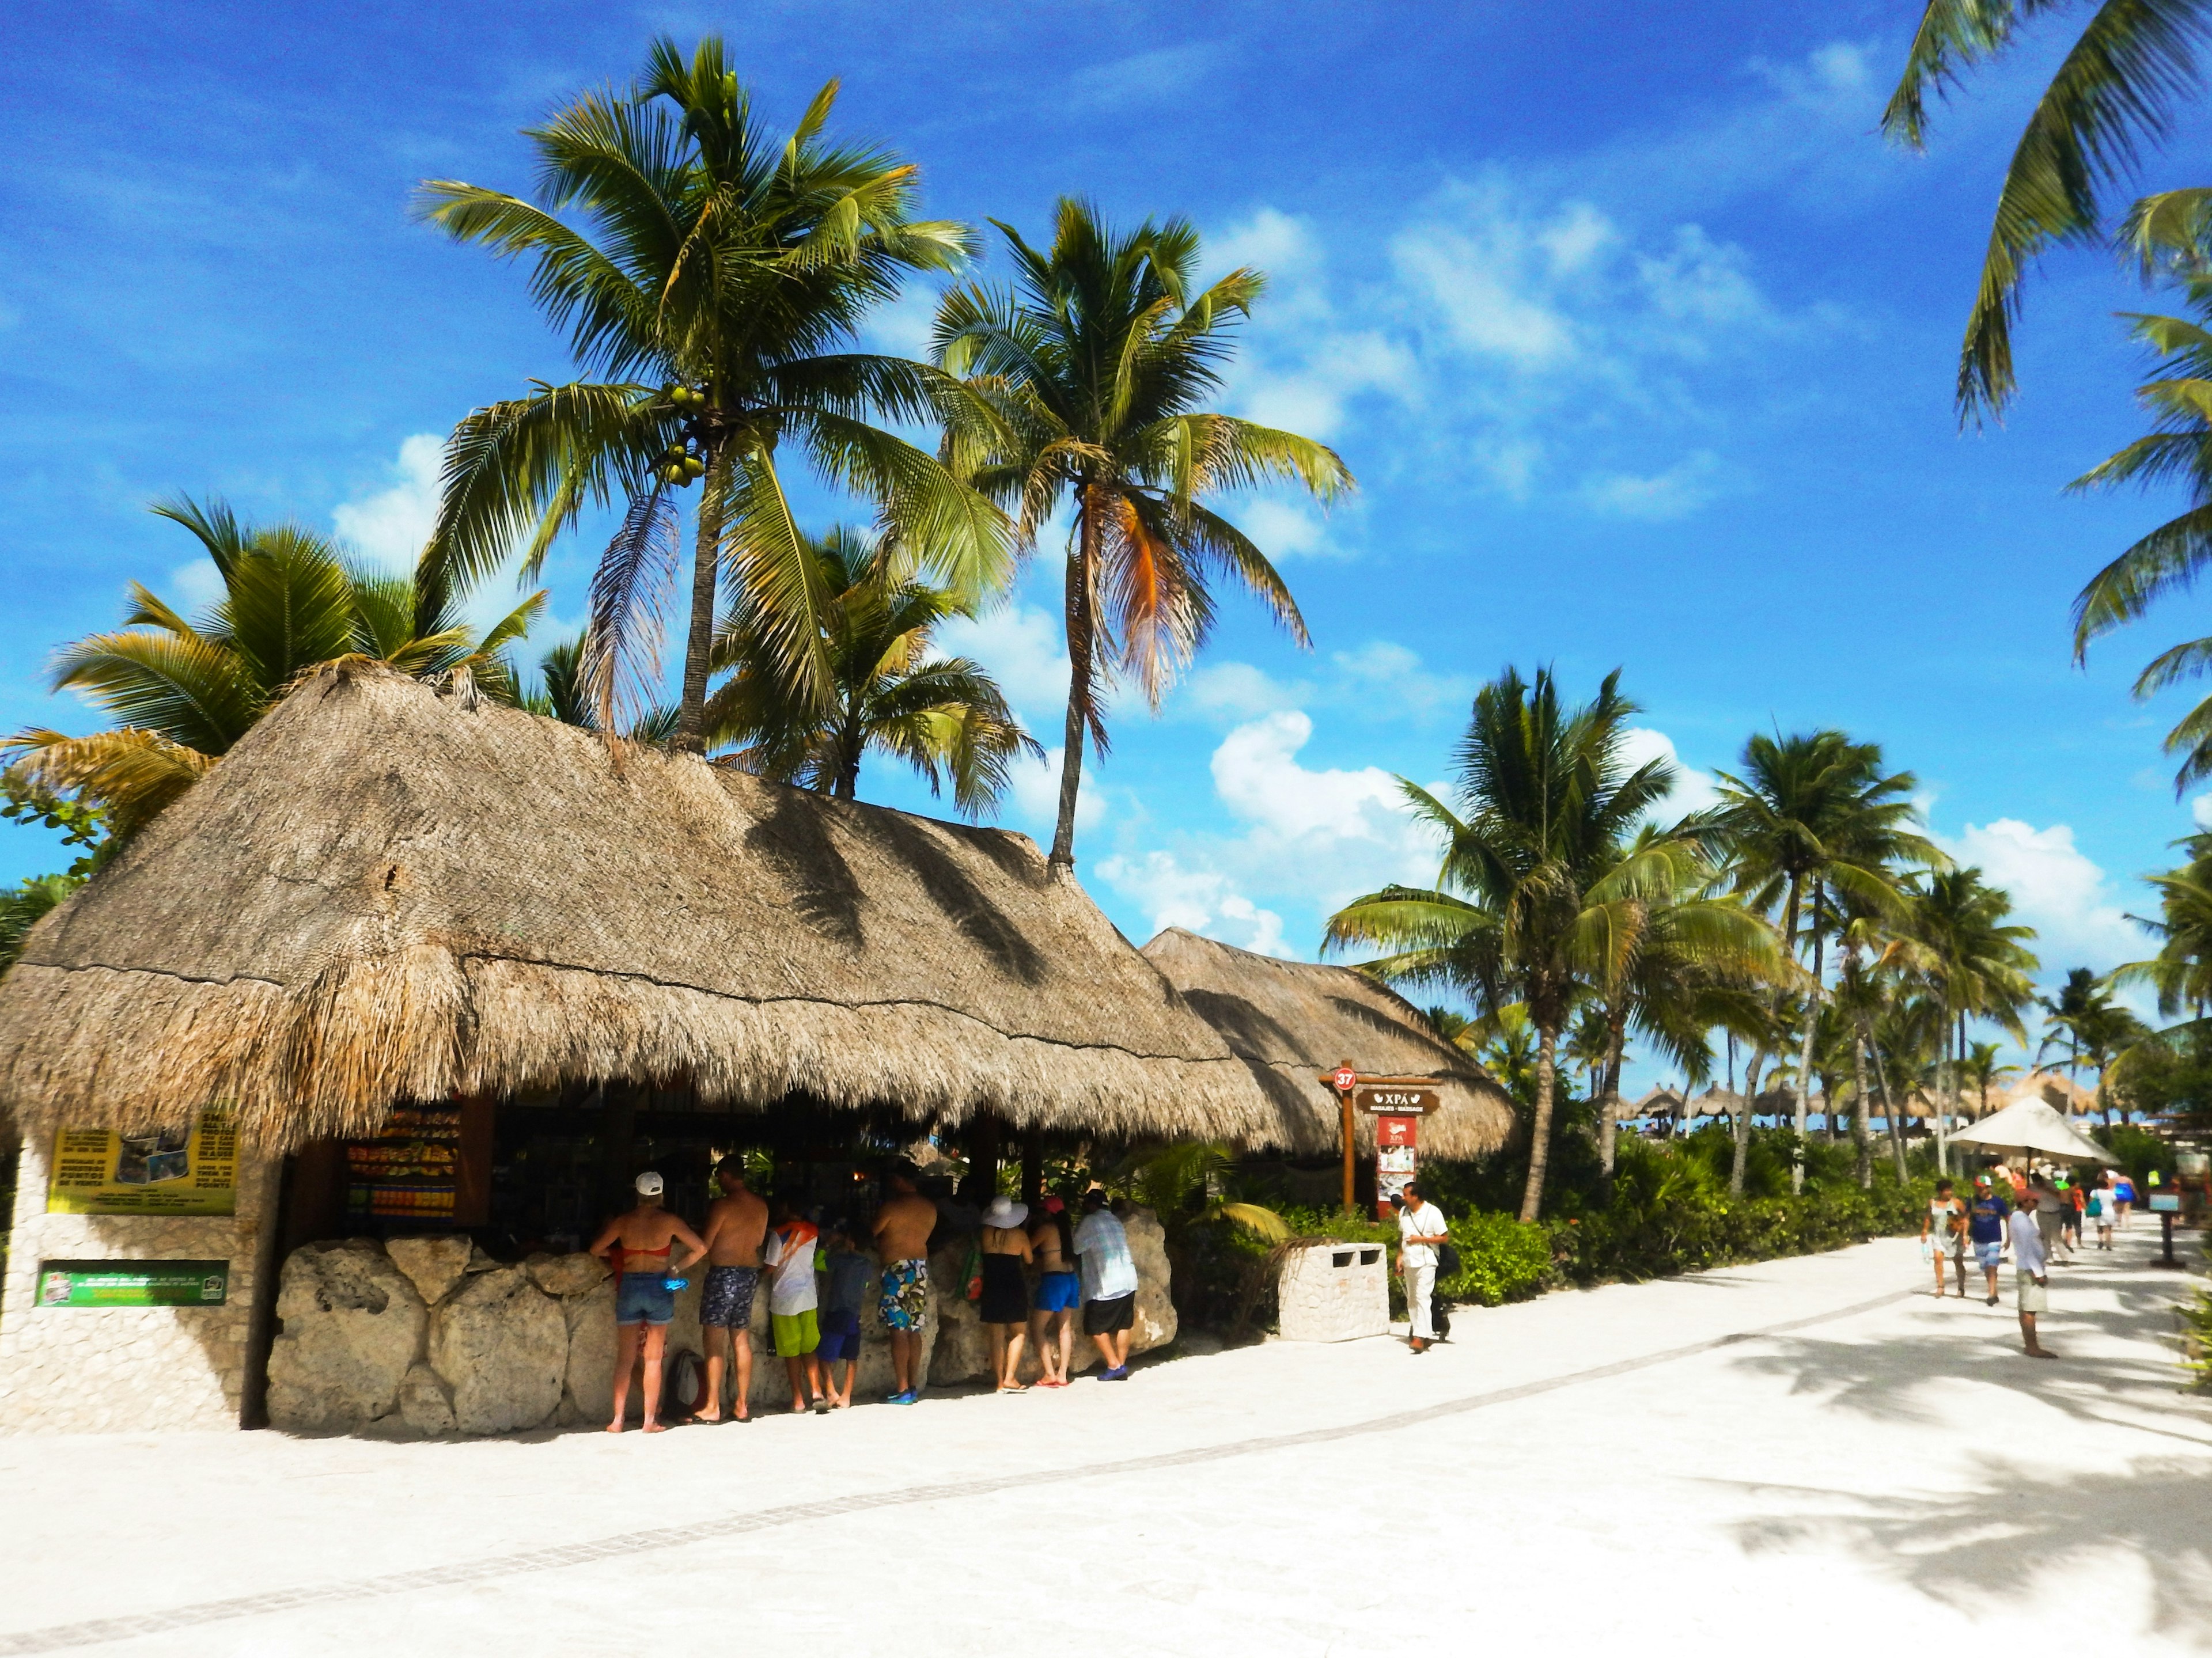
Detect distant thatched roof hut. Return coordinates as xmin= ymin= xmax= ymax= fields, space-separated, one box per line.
xmin=1138 ymin=927 xmax=1514 ymax=1161
xmin=0 ymin=663 xmax=1273 ymax=1152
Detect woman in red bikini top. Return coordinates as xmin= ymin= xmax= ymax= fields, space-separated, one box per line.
xmin=587 ymin=1172 xmax=707 ymax=1433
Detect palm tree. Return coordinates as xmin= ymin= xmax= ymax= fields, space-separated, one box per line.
xmin=1913 ymin=867 xmax=2041 ymax=1171
xmin=933 ymin=200 xmax=1351 ymax=875
xmin=1584 ymin=826 xmax=1783 ymax=1179
xmin=703 ymin=526 xmax=1040 ymax=813
xmin=419 ymin=36 xmax=1008 ymax=750
xmin=3 ymin=498 xmax=538 ymax=833
xmin=2037 ymin=966 xmax=2108 ymax=1090
xmin=1324 ymin=666 xmax=1673 ymax=1222
xmin=2065 ymin=245 xmax=2212 ymax=788
xmin=1962 ymin=1040 xmax=2021 ymax=1118
xmin=1714 ymin=732 xmax=1941 ymax=1193
xmin=2118 ymin=831 xmax=2212 ymax=1019
xmin=1883 ymin=0 xmax=2212 ymax=421
xmin=2077 ymin=999 xmax=2153 ymax=1120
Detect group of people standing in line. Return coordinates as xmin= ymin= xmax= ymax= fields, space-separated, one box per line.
xmin=1919 ymin=1164 xmax=2140 ymax=1361
xmin=586 ymin=1160 xmax=1144 ymax=1432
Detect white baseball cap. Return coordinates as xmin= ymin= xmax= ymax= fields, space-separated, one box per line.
xmin=635 ymin=1171 xmax=665 ymax=1197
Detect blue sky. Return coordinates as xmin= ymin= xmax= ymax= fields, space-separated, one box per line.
xmin=3 ymin=3 xmax=2205 ymax=1080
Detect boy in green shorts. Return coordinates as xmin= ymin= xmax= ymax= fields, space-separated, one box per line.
xmin=763 ymin=1200 xmax=824 ymax=1414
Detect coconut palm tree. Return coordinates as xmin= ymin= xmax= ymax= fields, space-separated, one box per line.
xmin=1883 ymin=0 xmax=2212 ymax=421
xmin=1584 ymin=826 xmax=1784 ymax=1179
xmin=2064 ymin=244 xmax=2212 ymax=788
xmin=2 ymin=497 xmax=539 ymax=834
xmin=2118 ymin=831 xmax=2212 ymax=1019
xmin=419 ymin=35 xmax=1009 ymax=750
xmin=1913 ymin=867 xmax=2041 ymax=1170
xmin=703 ymin=526 xmax=1040 ymax=814
xmin=1324 ymin=666 xmax=1673 ymax=1222
xmin=1962 ymin=1040 xmax=2021 ymax=1118
xmin=933 ymin=199 xmax=1352 ymax=875
xmin=1714 ymin=731 xmax=1942 ymax=1193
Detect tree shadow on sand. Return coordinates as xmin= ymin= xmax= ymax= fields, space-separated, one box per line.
xmin=1714 ymin=1262 xmax=2212 ymax=1640
xmin=1724 ymin=1462 xmax=2212 ymax=1642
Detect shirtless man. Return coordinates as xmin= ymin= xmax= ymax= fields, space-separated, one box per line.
xmin=696 ymin=1156 xmax=769 ymax=1423
xmin=588 ymin=1172 xmax=707 ymax=1433
xmin=870 ymin=1166 xmax=937 ymax=1405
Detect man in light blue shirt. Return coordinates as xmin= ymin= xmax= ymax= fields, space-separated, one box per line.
xmin=1074 ymin=1189 xmax=1138 ymax=1379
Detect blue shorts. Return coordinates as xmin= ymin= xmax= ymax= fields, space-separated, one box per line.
xmin=817 ymin=1308 xmax=862 ymax=1362
xmin=1034 ymin=1271 xmax=1081 ymax=1313
xmin=617 ymin=1272 xmax=676 ymax=1326
xmin=1975 ymin=1241 xmax=2002 ymax=1272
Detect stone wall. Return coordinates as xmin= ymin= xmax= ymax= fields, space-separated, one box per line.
xmin=264 ymin=1208 xmax=1177 ymax=1436
xmin=1275 ymin=1238 xmax=1389 ymax=1342
xmin=0 ymin=1135 xmax=281 ymax=1434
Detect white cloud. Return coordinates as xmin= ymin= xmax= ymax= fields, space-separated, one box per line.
xmin=1237 ymin=497 xmax=1350 ymax=561
xmin=1094 ymin=849 xmax=1292 ymax=957
xmin=332 ymin=433 xmax=442 ymax=574
xmin=934 ymin=601 xmax=1069 ymax=727
xmin=2192 ymin=792 xmax=2212 ymax=830
xmin=1580 ymin=453 xmax=1722 ymax=521
xmin=1330 ymin=642 xmax=1470 ymax=718
xmin=1068 ymin=44 xmax=1224 ymax=109
xmin=1005 ymin=746 xmax=1104 ymax=841
xmin=1178 ymin=661 xmax=1307 ymax=722
xmin=861 ymin=284 xmax=939 ymax=359
xmin=166 ymin=557 xmax=225 ymax=614
xmin=1940 ymin=819 xmax=2143 ymax=971
xmin=1619 ymin=726 xmax=1722 ymax=816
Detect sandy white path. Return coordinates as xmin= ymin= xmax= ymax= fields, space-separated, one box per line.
xmin=1 ymin=1232 xmax=2206 ymax=1656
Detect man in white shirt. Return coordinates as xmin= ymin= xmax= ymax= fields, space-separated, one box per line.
xmin=2007 ymin=1197 xmax=2055 ymax=1359
xmin=1394 ymin=1182 xmax=1450 ymax=1355
xmin=1074 ymin=1190 xmax=1139 ymax=1379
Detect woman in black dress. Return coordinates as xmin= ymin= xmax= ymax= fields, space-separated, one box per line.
xmin=978 ymin=1196 xmax=1033 ymax=1392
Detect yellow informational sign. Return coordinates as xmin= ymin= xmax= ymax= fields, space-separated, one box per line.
xmin=47 ymin=1111 xmax=237 ymax=1216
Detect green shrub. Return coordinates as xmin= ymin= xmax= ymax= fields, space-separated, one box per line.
xmin=2183 ymin=1288 xmax=2212 ymax=1390
xmin=1438 ymin=1210 xmax=1554 ymax=1306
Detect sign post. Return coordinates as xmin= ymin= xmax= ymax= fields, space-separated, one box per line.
xmin=1357 ymin=1083 xmax=1441 ymax=1219
xmin=1329 ymin=1063 xmax=1358 ymax=1215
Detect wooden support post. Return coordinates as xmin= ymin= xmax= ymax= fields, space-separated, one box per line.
xmin=1020 ymin=1126 xmax=1044 ymax=1206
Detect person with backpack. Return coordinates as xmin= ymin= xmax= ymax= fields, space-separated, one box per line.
xmin=1393 ymin=1182 xmax=1451 ymax=1355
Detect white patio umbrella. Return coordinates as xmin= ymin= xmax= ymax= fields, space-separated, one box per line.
xmin=1946 ymin=1098 xmax=2116 ymax=1165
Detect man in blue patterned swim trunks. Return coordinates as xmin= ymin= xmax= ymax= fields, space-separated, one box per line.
xmin=697 ymin=1156 xmax=768 ymax=1422
xmin=871 ymin=1167 xmax=936 ymax=1404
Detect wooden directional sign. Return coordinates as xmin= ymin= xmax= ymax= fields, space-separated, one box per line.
xmin=1356 ymin=1083 xmax=1440 ymax=1115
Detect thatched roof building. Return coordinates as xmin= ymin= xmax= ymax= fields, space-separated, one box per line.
xmin=0 ymin=663 xmax=1274 ymax=1153
xmin=1138 ymin=928 xmax=1514 ymax=1161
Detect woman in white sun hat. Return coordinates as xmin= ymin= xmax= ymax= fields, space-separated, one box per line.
xmin=978 ymin=1194 xmax=1034 ymax=1392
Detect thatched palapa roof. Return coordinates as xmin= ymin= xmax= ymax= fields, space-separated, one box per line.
xmin=0 ymin=663 xmax=1274 ymax=1153
xmin=1138 ymin=927 xmax=1514 ymax=1160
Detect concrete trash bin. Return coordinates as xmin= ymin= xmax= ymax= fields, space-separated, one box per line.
xmin=1276 ymin=1238 xmax=1389 ymax=1342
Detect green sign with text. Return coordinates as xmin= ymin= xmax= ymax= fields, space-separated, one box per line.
xmin=36 ymin=1260 xmax=229 ymax=1308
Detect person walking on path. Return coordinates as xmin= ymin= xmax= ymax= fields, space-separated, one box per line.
xmin=1923 ymin=1180 xmax=1968 ymax=1298
xmin=2089 ymin=1174 xmax=2117 ymax=1251
xmin=1395 ymin=1183 xmax=1450 ymax=1353
xmin=2062 ymin=1177 xmax=2085 ymax=1257
xmin=816 ymin=1220 xmax=873 ymax=1410
xmin=2008 ymin=1190 xmax=2056 ymax=1358
xmin=588 ymin=1171 xmax=708 ymax=1434
xmin=872 ymin=1166 xmax=937 ymax=1405
xmin=696 ymin=1156 xmax=768 ymax=1423
xmin=763 ymin=1201 xmax=825 ymax=1414
xmin=1074 ymin=1189 xmax=1138 ymax=1380
xmin=1967 ymin=1177 xmax=2010 ymax=1307
xmin=1027 ymin=1196 xmax=1079 ymax=1387
xmin=2114 ymin=1170 xmax=2136 ymax=1230
xmin=2031 ymin=1173 xmax=2067 ymax=1266
xmin=978 ymin=1195 xmax=1035 ymax=1392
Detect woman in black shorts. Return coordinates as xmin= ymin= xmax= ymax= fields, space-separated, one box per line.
xmin=978 ymin=1196 xmax=1034 ymax=1393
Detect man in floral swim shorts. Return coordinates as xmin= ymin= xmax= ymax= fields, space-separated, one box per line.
xmin=872 ymin=1166 xmax=936 ymax=1404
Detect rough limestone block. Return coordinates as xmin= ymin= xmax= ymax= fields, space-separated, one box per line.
xmin=1274 ymin=1238 xmax=1389 ymax=1342
xmin=926 ymin=1242 xmax=988 ymax=1386
xmin=396 ymin=1362 xmax=457 ymax=1436
xmin=523 ymin=1251 xmax=609 ymax=1300
xmin=558 ymin=1280 xmax=619 ymax=1427
xmin=385 ymin=1236 xmax=472 ymax=1308
xmin=267 ymin=1241 xmax=427 ymax=1432
xmin=429 ymin=1267 xmax=565 ymax=1434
